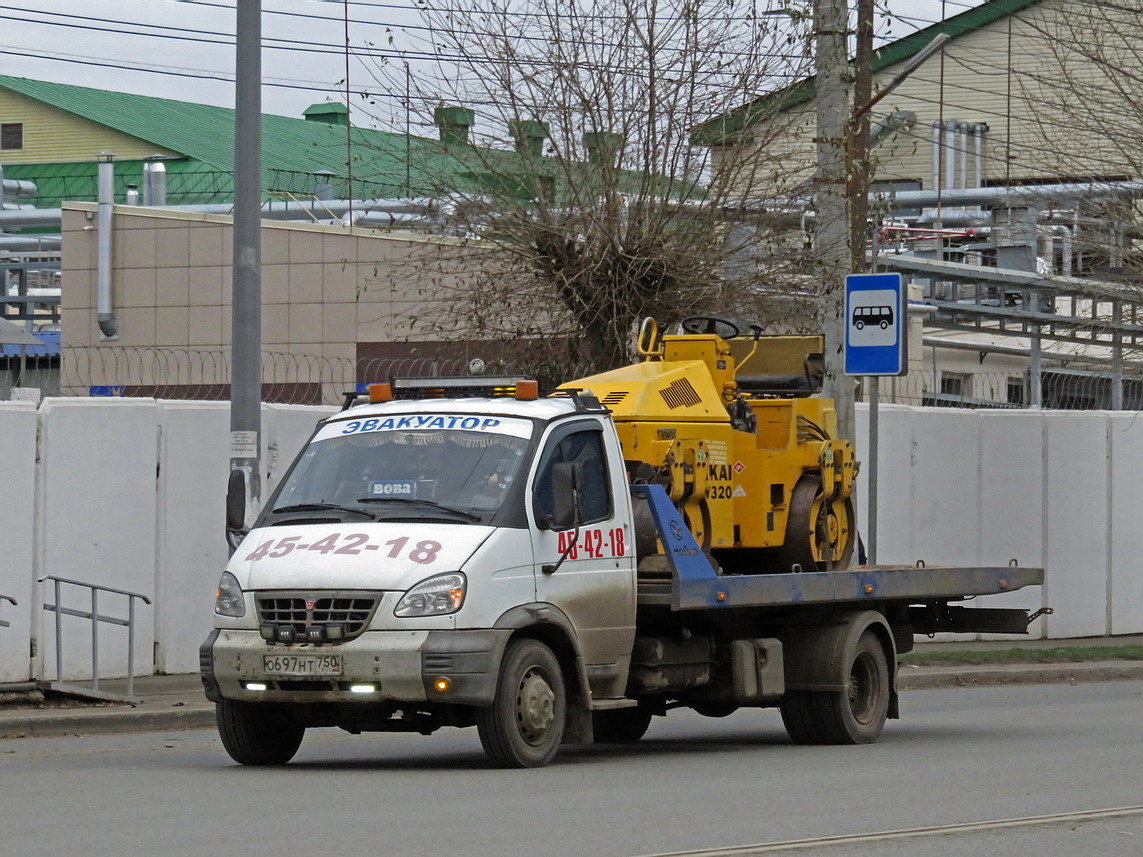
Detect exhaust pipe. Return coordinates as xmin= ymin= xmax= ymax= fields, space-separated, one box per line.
xmin=97 ymin=152 xmax=120 ymax=339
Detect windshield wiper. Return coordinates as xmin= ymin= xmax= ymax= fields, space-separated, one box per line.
xmin=270 ymin=503 xmax=377 ymax=520
xmin=357 ymin=496 xmax=482 ymax=522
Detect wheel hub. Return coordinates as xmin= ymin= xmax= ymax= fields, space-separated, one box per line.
xmin=516 ymin=669 xmax=555 ymax=742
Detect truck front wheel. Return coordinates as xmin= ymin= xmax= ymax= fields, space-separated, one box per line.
xmin=476 ymin=638 xmax=566 ymax=768
xmin=216 ymin=699 xmax=305 ymax=765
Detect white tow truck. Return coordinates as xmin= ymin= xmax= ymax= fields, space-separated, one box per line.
xmin=202 ymin=337 xmax=1045 ymax=769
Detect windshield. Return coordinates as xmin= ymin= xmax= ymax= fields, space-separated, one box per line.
xmin=268 ymin=414 xmax=533 ymax=523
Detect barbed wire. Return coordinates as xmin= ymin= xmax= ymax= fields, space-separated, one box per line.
xmin=860 ymin=369 xmax=1143 ymax=411
xmin=51 ymin=347 xmax=519 ymax=406
xmin=6 ymin=347 xmax=1143 ymax=412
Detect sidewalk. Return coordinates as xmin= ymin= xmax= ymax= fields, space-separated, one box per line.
xmin=1 ymin=636 xmax=1141 ymax=739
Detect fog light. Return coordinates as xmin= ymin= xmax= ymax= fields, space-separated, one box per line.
xmin=433 ymin=677 xmax=451 ymax=693
xmin=259 ymin=624 xmax=275 ymax=640
xmin=326 ymin=625 xmax=345 ymax=641
xmin=349 ymin=684 xmax=376 ymax=694
xmin=306 ymin=626 xmax=326 ymax=643
xmin=244 ymin=682 xmax=267 ymax=691
xmin=277 ymin=625 xmax=296 ymax=643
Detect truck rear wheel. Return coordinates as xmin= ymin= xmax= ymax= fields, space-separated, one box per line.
xmin=592 ymin=705 xmax=653 ymax=743
xmin=780 ymin=629 xmax=889 ymax=745
xmin=476 ymin=638 xmax=566 ymax=768
xmin=216 ymin=699 xmax=305 ymax=765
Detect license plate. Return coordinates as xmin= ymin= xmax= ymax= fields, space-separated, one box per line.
xmin=262 ymin=653 xmax=343 ymax=676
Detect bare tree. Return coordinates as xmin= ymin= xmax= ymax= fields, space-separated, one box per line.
xmin=356 ymin=0 xmax=819 ymax=378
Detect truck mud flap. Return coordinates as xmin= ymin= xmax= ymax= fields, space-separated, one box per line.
xmin=421 ymin=629 xmax=514 ymax=707
xmin=910 ymin=605 xmax=1043 ymax=636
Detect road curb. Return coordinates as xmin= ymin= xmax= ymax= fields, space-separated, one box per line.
xmin=898 ymin=661 xmax=1143 ymax=690
xmin=0 ymin=706 xmax=216 ymax=739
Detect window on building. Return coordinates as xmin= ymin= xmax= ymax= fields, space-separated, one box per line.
xmin=940 ymin=372 xmax=970 ymax=398
xmin=1007 ymin=377 xmax=1026 ymax=405
xmin=0 ymin=122 xmax=23 ymax=150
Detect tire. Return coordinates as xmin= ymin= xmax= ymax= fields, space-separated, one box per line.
xmin=855 ymin=321 xmax=864 ymax=331
xmin=779 ymin=689 xmax=823 ymax=745
xmin=476 ymin=638 xmax=566 ymax=768
xmin=776 ymin=475 xmax=855 ymax=572
xmin=808 ymin=630 xmax=889 ymax=744
xmin=216 ymin=699 xmax=305 ymax=766
xmin=879 ymin=320 xmax=888 ymax=330
xmin=592 ymin=706 xmax=653 ymax=744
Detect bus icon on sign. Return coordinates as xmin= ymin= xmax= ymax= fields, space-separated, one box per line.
xmin=852 ymin=305 xmax=894 ymax=330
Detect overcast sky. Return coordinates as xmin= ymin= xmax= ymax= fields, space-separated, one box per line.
xmin=0 ymin=0 xmax=987 ymax=124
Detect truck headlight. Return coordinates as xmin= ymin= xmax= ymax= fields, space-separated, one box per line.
xmin=394 ymin=572 xmax=466 ymax=617
xmin=214 ymin=571 xmax=246 ymax=618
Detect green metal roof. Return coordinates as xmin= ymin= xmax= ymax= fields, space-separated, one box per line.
xmin=692 ymin=0 xmax=1045 ymax=146
xmin=0 ymin=74 xmax=497 ymax=199
xmin=0 ymin=75 xmax=697 ymax=208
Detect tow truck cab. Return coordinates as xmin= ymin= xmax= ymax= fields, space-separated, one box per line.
xmin=202 ymin=384 xmax=638 ymax=760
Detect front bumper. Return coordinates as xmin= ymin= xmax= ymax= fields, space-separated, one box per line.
xmin=201 ymin=627 xmax=512 ymax=707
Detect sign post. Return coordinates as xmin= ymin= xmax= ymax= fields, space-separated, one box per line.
xmin=844 ymin=272 xmax=907 ymax=565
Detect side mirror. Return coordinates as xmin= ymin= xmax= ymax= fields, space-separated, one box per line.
xmin=225 ymin=469 xmax=247 ymax=534
xmin=548 ymin=461 xmax=580 ymax=531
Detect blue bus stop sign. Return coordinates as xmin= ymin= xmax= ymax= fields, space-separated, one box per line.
xmin=844 ymin=272 xmax=907 ymax=376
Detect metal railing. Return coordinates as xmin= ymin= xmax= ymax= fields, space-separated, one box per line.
xmin=39 ymin=575 xmax=152 ymax=701
xmin=0 ymin=594 xmax=15 ymax=629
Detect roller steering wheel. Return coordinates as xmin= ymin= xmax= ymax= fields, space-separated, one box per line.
xmin=680 ymin=315 xmax=740 ymax=340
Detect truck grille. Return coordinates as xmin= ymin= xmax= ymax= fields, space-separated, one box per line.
xmin=255 ymin=592 xmax=380 ymax=642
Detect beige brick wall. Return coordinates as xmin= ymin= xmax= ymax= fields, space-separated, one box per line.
xmin=60 ymin=204 xmax=487 ymax=402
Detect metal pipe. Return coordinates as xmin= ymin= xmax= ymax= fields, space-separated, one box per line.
xmin=1112 ymin=300 xmax=1124 ymax=410
xmin=54 ymin=578 xmax=63 ymax=684
xmin=958 ymin=121 xmax=968 ymax=191
xmin=96 ymin=153 xmax=119 ymax=339
xmin=0 ymin=235 xmax=61 ymax=250
xmin=1 ymin=177 xmax=37 ymax=199
xmin=1030 ymin=290 xmax=1042 ymax=407
xmin=974 ymin=124 xmax=986 ymax=188
xmin=932 ymin=121 xmax=942 ymax=193
xmin=91 ymin=588 xmax=99 ymax=692
xmin=127 ymin=597 xmax=137 ymax=698
xmin=143 ymin=159 xmax=167 ymax=206
xmin=945 ymin=121 xmax=956 ymax=194
xmin=341 ymin=210 xmax=436 ymax=228
xmin=0 ymin=197 xmax=448 ymax=230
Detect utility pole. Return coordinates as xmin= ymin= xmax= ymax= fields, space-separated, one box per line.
xmin=850 ymin=0 xmax=874 ymax=274
xmin=814 ymin=0 xmax=855 ymax=444
xmin=229 ymin=0 xmax=263 ymax=544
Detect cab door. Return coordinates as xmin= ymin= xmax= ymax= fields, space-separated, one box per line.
xmin=529 ymin=419 xmax=636 ymax=698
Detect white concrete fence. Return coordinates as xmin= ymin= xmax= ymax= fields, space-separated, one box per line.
xmin=0 ymin=399 xmax=1138 ymax=685
xmin=0 ymin=398 xmax=335 ymax=684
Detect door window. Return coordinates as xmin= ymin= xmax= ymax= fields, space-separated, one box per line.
xmin=534 ymin=428 xmax=612 ymax=527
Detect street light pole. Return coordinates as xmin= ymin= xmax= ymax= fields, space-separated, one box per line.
xmin=229 ymin=0 xmax=263 ymax=545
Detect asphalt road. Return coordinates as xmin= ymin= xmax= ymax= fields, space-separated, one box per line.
xmin=5 ymin=680 xmax=1142 ymax=857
